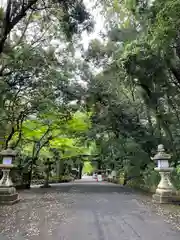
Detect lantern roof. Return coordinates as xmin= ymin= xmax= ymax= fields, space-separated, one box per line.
xmin=0 ymin=148 xmax=17 ymax=157
xmin=151 ymin=144 xmax=171 ymax=161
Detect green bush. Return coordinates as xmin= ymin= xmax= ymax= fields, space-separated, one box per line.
xmin=49 ymin=175 xmax=73 ymax=183
xmin=126 ymin=177 xmax=144 ymax=188
xmin=117 ymin=172 xmax=126 ymax=184
xmin=114 ymin=164 xmax=180 ymax=194
xmin=49 ymin=175 xmax=62 ymax=182
xmin=142 ymin=163 xmax=160 ymax=191
xmin=171 ymin=166 xmax=180 ymax=190
xmin=115 ymin=164 xmax=160 ymax=192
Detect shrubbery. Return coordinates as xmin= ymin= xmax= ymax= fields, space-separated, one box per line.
xmin=108 ymin=164 xmax=180 ymax=194
xmin=171 ymin=166 xmax=180 ymax=190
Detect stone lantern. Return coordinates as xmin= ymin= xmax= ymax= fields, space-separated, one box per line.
xmin=151 ymin=144 xmax=177 ymax=204
xmin=0 ymin=147 xmax=19 ymax=205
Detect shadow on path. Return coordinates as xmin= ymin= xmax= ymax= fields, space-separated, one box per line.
xmin=27 ymin=182 xmax=134 ymax=195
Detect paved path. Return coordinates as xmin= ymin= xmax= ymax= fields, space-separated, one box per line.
xmin=0 ymin=179 xmax=180 ymax=240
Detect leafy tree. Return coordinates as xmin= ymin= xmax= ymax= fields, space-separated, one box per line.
xmin=0 ymin=0 xmax=94 ymax=55
xmin=82 ymin=0 xmax=180 ymax=187
xmin=0 ymin=0 xmax=94 ymax=150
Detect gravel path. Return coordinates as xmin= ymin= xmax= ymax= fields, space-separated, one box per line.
xmin=0 ymin=181 xmax=180 ymax=240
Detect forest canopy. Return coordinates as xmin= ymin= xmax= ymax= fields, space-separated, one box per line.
xmin=0 ymin=0 xmax=180 ymax=190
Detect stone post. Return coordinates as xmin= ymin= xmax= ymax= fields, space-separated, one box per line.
xmin=152 ymin=144 xmax=177 ymax=204
xmin=0 ymin=148 xmax=19 ymax=205
xmin=111 ymin=170 xmax=117 ymax=182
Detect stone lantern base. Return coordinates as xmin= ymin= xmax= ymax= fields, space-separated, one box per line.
xmin=152 ymin=191 xmax=178 ymax=204
xmin=152 ymin=168 xmax=178 ymax=204
xmin=0 ymin=165 xmax=19 ymax=205
xmin=0 ymin=187 xmax=19 ymax=205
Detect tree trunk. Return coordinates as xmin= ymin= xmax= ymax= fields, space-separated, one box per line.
xmin=57 ymin=160 xmax=64 ymax=181
xmin=78 ymin=163 xmax=83 ymax=179
xmin=42 ymin=166 xmax=51 ymax=188
xmin=97 ymin=159 xmax=102 ymax=170
xmin=27 ymin=160 xmax=33 ymax=189
xmin=146 ymin=106 xmax=154 ymax=135
xmin=27 ymin=156 xmax=37 ymax=189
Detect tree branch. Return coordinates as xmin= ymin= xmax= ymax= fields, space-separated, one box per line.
xmin=12 ymin=10 xmax=34 ymax=49
xmin=0 ymin=0 xmax=38 ymax=54
xmin=5 ymin=126 xmax=15 ymax=149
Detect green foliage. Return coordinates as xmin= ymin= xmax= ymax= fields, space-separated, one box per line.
xmin=66 ymin=111 xmax=91 ymax=132
xmin=83 ymin=0 xmax=180 ymax=192
xmin=83 ymin=161 xmax=94 ymax=174
xmin=171 ymin=166 xmax=180 ymax=190
xmin=126 ymin=177 xmax=144 ymax=189
xmin=22 ymin=120 xmax=50 ymax=141
xmin=142 ymin=163 xmax=160 ymax=190
xmin=2 ymin=0 xmax=180 ymax=192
